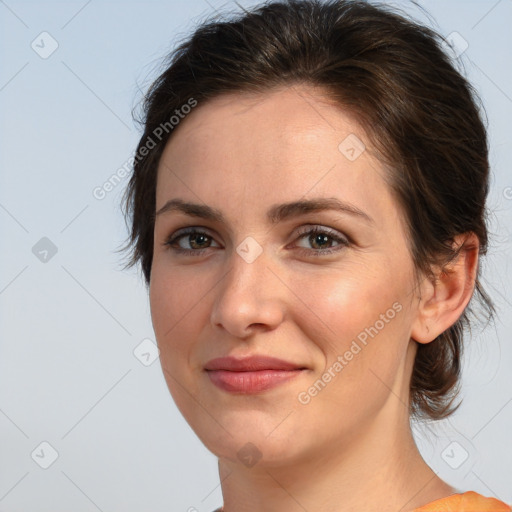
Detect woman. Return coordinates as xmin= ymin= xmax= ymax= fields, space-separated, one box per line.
xmin=121 ymin=0 xmax=511 ymax=510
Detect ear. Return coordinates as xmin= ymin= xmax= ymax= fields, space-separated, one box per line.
xmin=411 ymin=232 xmax=480 ymax=344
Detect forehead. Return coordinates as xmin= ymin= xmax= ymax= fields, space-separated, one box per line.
xmin=162 ymin=84 xmax=367 ymax=166
xmin=156 ymin=85 xmax=393 ymax=222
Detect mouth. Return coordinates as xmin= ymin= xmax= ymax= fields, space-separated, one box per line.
xmin=204 ymin=355 xmax=307 ymax=393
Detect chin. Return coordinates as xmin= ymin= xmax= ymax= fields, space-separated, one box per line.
xmin=187 ymin=410 xmax=312 ymax=468
xmin=205 ymin=436 xmax=302 ymax=468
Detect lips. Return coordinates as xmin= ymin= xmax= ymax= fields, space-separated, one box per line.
xmin=204 ymin=355 xmax=307 ymax=393
xmin=204 ymin=355 xmax=305 ymax=372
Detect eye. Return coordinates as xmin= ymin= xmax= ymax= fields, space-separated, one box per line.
xmin=293 ymin=225 xmax=349 ymax=256
xmin=163 ymin=228 xmax=221 ymax=255
xmin=163 ymin=225 xmax=350 ymax=257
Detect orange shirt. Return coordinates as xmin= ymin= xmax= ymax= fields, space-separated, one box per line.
xmin=212 ymin=492 xmax=511 ymax=511
xmin=414 ymin=491 xmax=511 ymax=511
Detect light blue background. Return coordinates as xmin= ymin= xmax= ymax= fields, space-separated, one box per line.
xmin=1 ymin=1 xmax=511 ymax=511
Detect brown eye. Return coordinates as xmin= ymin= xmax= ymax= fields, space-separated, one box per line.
xmin=308 ymin=232 xmax=335 ymax=250
xmin=185 ymin=233 xmax=212 ymax=250
xmin=164 ymin=228 xmax=221 ymax=254
xmin=294 ymin=226 xmax=349 ymax=256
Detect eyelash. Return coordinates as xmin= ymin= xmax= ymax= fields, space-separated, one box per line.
xmin=163 ymin=225 xmax=350 ymax=257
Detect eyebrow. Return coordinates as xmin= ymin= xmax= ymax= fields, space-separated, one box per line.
xmin=155 ymin=197 xmax=374 ymax=225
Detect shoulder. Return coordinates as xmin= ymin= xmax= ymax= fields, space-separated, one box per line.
xmin=414 ymin=491 xmax=511 ymax=512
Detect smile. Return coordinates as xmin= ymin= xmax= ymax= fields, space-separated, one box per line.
xmin=204 ymin=355 xmax=307 ymax=393
xmin=206 ymin=369 xmax=305 ymax=393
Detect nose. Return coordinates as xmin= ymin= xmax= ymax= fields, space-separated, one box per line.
xmin=210 ymin=244 xmax=286 ymax=339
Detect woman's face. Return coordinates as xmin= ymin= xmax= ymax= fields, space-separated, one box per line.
xmin=150 ymin=85 xmax=422 ymax=466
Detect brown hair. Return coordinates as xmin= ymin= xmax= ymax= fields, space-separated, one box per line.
xmin=121 ymin=0 xmax=494 ymax=421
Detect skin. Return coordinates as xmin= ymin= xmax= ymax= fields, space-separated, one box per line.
xmin=149 ymin=84 xmax=479 ymax=512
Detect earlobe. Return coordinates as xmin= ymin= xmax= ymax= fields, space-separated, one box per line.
xmin=411 ymin=233 xmax=480 ymax=344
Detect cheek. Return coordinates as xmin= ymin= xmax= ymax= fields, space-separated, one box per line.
xmin=293 ymin=263 xmax=403 ymax=349
xmin=149 ymin=263 xmax=207 ymax=366
xmin=293 ymin=263 xmax=412 ymax=398
xmin=149 ymin=265 xmax=210 ymax=418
